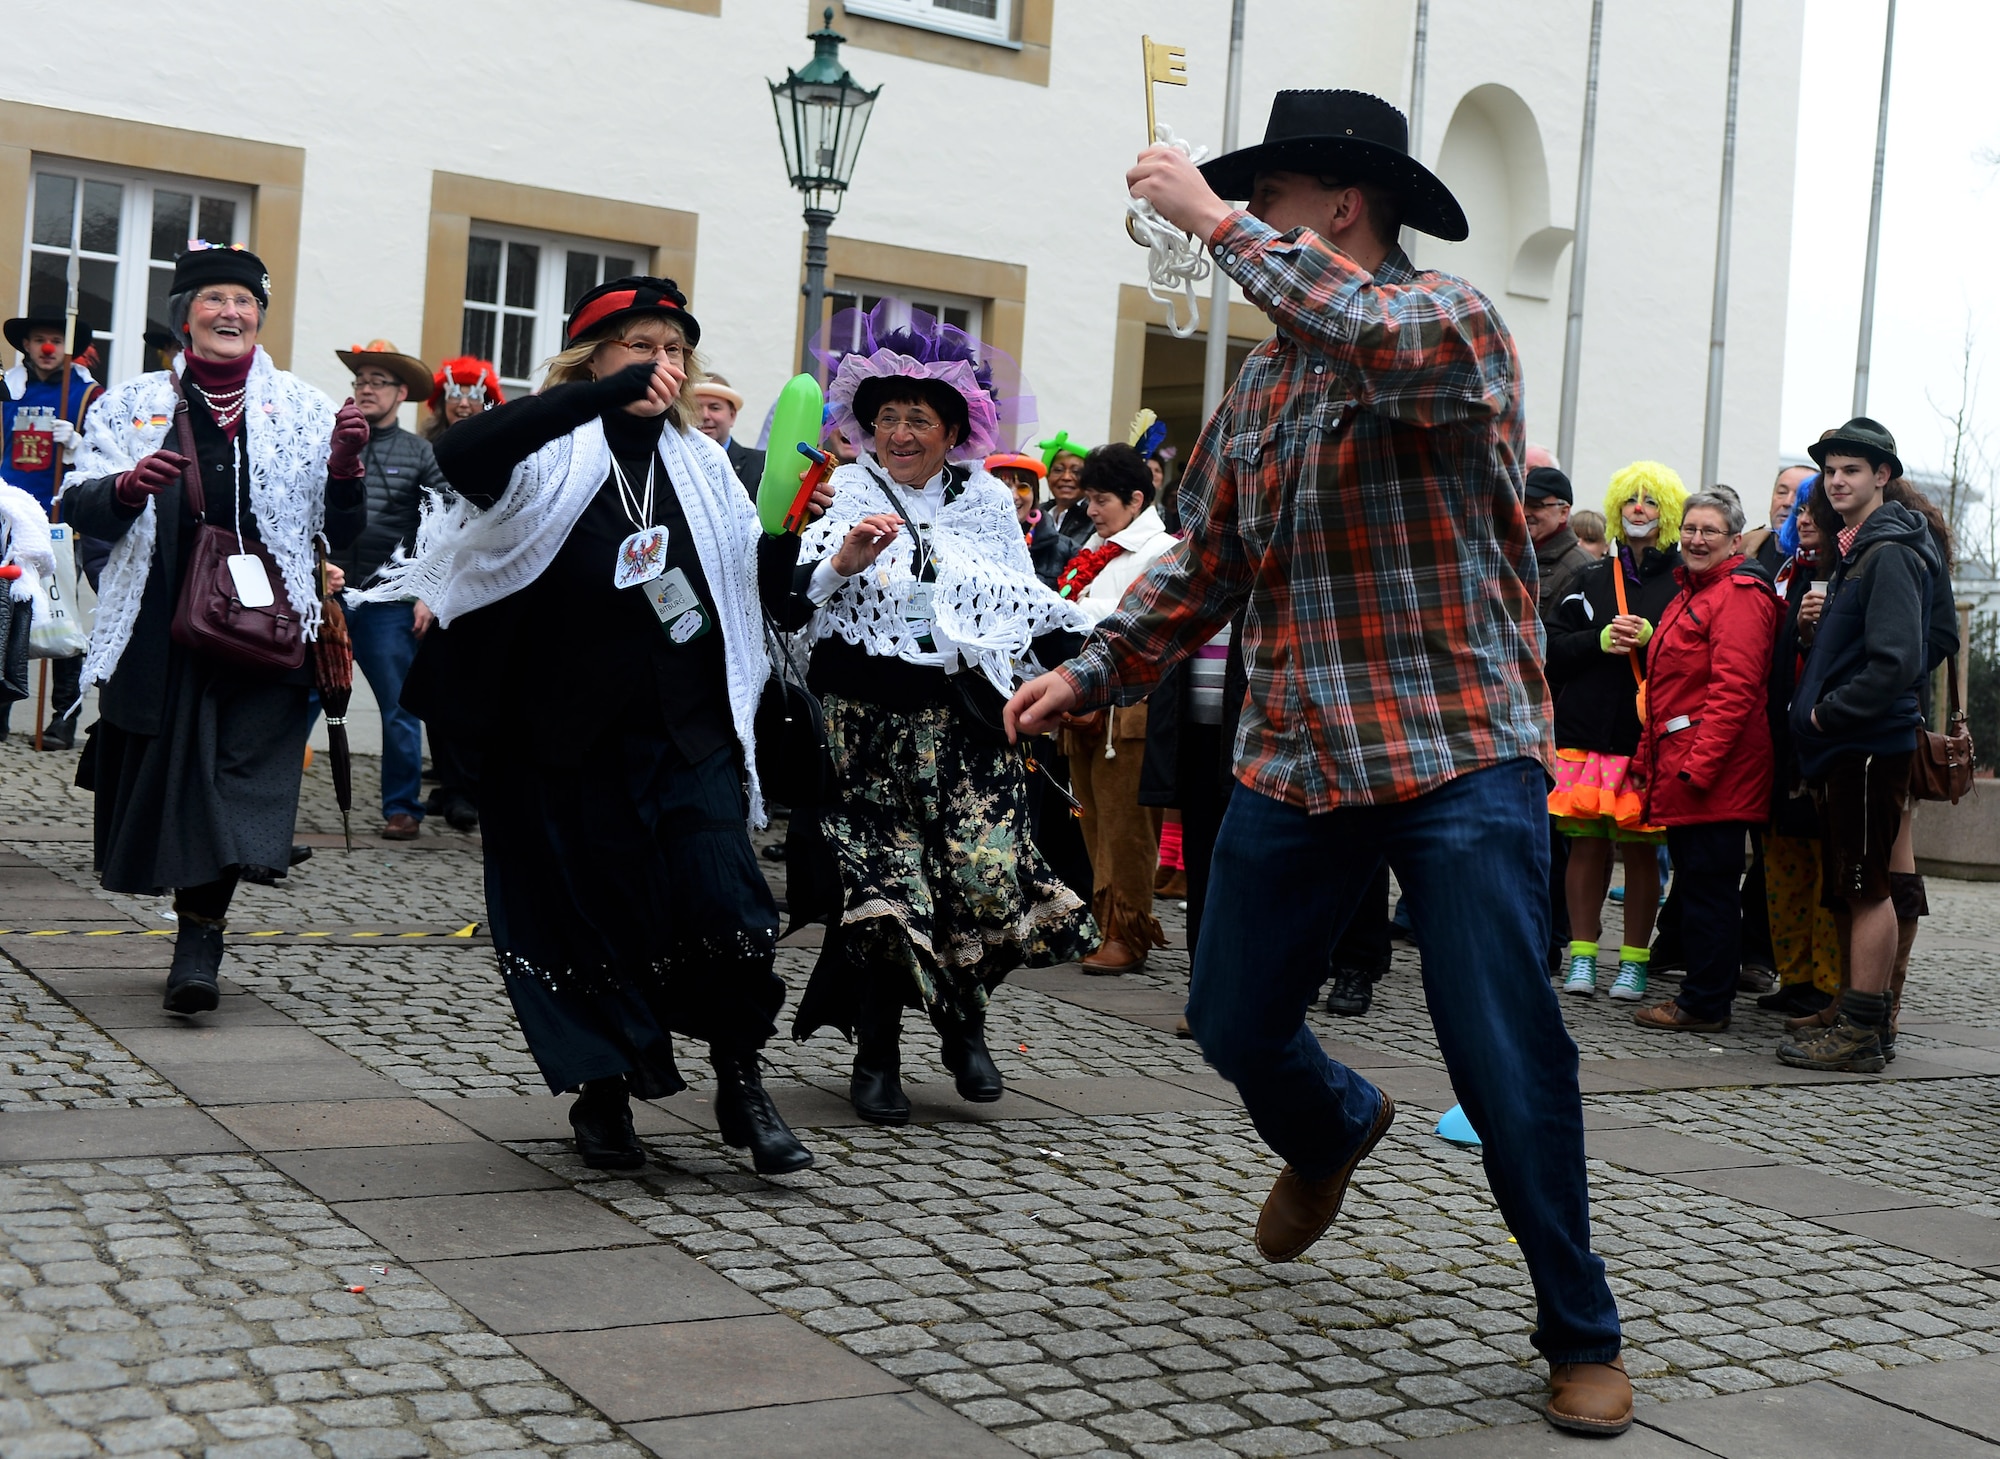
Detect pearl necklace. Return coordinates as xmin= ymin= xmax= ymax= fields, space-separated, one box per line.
xmin=190 ymin=382 xmax=248 ymax=430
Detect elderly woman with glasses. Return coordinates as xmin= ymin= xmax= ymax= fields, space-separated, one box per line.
xmin=779 ymin=307 xmax=1097 ymax=1126
xmin=1630 ymin=489 xmax=1780 ymax=1035
xmin=371 ymin=276 xmax=822 ymax=1176
xmin=61 ymin=244 xmax=369 ymax=1015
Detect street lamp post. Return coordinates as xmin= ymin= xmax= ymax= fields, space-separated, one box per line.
xmin=770 ymin=7 xmax=882 ymax=378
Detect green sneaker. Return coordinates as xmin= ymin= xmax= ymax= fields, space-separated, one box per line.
xmin=1562 ymin=953 xmax=1599 ymax=998
xmin=1776 ymin=1013 xmax=1885 ymax=1073
xmin=1608 ymin=961 xmax=1648 ymax=1002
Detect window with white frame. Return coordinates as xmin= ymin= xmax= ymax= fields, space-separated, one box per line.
xmin=22 ymin=160 xmax=251 ymax=383
xmin=461 ymin=225 xmax=641 ymax=396
xmin=842 ymin=0 xmax=1014 ymax=47
xmin=823 ymin=281 xmax=982 ymax=354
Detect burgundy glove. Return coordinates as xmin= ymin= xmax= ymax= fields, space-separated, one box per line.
xmin=327 ymin=399 xmax=370 ymax=478
xmin=114 ymin=449 xmax=189 ymax=509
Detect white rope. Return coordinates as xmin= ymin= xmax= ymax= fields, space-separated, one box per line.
xmin=1127 ymin=124 xmax=1213 ymax=339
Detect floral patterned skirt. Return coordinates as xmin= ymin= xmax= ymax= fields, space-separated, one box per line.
xmin=792 ymin=694 xmax=1099 ymax=1039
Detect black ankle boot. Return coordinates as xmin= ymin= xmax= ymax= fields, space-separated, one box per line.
xmin=569 ymin=1077 xmax=646 ymax=1170
xmin=711 ymin=1052 xmax=813 ymax=1174
xmin=162 ymin=921 xmax=225 ymax=1015
xmin=850 ymin=1003 xmax=911 ymax=1126
xmin=935 ymin=1012 xmax=1003 ymax=1102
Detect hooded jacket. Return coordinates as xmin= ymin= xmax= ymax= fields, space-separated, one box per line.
xmin=1544 ymin=543 xmax=1683 ymax=756
xmin=1640 ymin=554 xmax=1779 ymax=826
xmin=1788 ymin=501 xmax=1941 ymax=778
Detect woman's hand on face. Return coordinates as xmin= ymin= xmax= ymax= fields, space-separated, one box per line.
xmin=828 ymin=513 xmax=901 ymax=575
xmin=631 ymin=356 xmax=685 ymax=416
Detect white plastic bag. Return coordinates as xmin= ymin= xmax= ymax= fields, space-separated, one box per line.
xmin=27 ymin=522 xmax=88 ymax=659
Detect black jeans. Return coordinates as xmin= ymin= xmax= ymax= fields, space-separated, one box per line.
xmin=1668 ymin=822 xmax=1755 ymax=1023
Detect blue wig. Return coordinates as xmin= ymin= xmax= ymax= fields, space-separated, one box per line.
xmin=1776 ymin=473 xmax=1819 ymax=558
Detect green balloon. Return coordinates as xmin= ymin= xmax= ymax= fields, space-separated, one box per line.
xmin=757 ymin=373 xmax=826 ymax=534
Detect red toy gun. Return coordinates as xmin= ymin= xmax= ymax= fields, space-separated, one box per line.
xmin=785 ymin=442 xmax=834 ymax=534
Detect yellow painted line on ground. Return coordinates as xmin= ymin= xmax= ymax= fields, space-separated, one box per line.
xmin=4 ymin=925 xmax=485 ymax=938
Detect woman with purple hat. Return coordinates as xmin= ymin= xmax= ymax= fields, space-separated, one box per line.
xmin=782 ymin=304 xmax=1097 ymax=1125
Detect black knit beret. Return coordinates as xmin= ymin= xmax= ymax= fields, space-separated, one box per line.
xmin=170 ymin=245 xmax=271 ymax=306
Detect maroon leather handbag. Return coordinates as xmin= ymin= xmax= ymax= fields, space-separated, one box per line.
xmin=166 ymin=377 xmax=306 ymax=674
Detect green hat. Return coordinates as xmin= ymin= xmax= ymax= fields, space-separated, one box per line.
xmin=1807 ymin=417 xmax=1903 ymax=481
xmin=1037 ymin=430 xmax=1089 ymax=471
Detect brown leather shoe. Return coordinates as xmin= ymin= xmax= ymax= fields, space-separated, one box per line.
xmin=1631 ymin=998 xmax=1728 ymax=1033
xmin=381 ymin=814 xmax=421 ymax=842
xmin=1254 ymin=1091 xmax=1396 ymax=1262
xmin=1155 ymin=870 xmax=1188 ymax=900
xmin=1545 ymin=1355 xmax=1633 ymax=1435
xmin=1784 ymin=999 xmax=1841 ymax=1032
xmin=1174 ymin=1011 xmax=1193 ymax=1039
xmin=1081 ymin=938 xmax=1144 ymax=975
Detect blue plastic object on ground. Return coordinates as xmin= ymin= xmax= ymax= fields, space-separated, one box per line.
xmin=1435 ymin=1104 xmax=1482 ymax=1148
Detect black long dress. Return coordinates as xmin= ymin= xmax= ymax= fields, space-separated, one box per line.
xmin=408 ymin=382 xmax=800 ymax=1097
xmin=64 ymin=395 xmax=365 ymax=894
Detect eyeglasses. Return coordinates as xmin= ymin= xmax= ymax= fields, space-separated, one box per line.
xmin=352 ymin=374 xmax=402 ymax=391
xmin=874 ymin=411 xmax=943 ymax=435
xmin=192 ymin=291 xmax=259 ymax=312
xmin=1682 ymin=525 xmax=1734 ymax=540
xmin=608 ymin=338 xmax=686 ymax=361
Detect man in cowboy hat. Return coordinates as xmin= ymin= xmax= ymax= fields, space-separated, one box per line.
xmin=329 ymin=340 xmax=449 ymax=841
xmin=691 ymin=374 xmax=763 ymax=493
xmin=1779 ymin=418 xmax=1945 ymax=1075
xmin=1009 ymin=88 xmax=1629 ymax=1434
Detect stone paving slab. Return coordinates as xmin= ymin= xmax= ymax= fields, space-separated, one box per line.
xmin=65 ymin=991 xmax=297 ymax=1029
xmin=1642 ymin=1379 xmax=2000 ymax=1457
xmin=622 ymin=1391 xmax=1030 ymax=1458
xmin=1002 ymin=1075 xmax=1232 ymax=1117
xmin=269 ymin=1143 xmax=564 ymax=1203
xmin=1903 ymin=1023 xmax=2000 ymax=1051
xmin=425 ymin=1093 xmax=701 ymax=1143
xmin=1661 ymin=1163 xmax=1940 ymax=1219
xmin=1834 ymin=1353 xmax=2000 ymax=1442
xmin=1815 ymin=1207 xmax=2000 ymax=1274
xmin=417 ymin=1246 xmax=770 ymax=1334
xmin=333 ymin=1190 xmax=657 ymax=1262
xmin=113 ymin=1026 xmax=406 ymax=1105
xmin=1394 ymin=1422 xmax=1704 ymax=1456
xmin=0 ymin=1106 xmax=243 ymax=1160
xmin=1584 ymin=1125 xmax=1783 ymax=1174
xmin=214 ymin=1098 xmax=486 ymax=1153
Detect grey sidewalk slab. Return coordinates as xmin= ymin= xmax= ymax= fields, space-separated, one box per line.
xmin=1585 ymin=1125 xmax=1782 ymax=1175
xmin=26 ymin=967 xmax=233 ymax=998
xmin=425 ymin=1093 xmax=700 ymax=1143
xmin=1394 ymin=1420 xmax=1706 ymax=1456
xmin=1896 ymin=1045 xmax=2000 ymax=1076
xmin=1662 ymin=1162 xmax=1939 ymax=1218
xmin=333 ymin=1188 xmax=656 ymax=1261
xmin=1816 ymin=1207 xmax=2000 ymax=1271
xmin=623 ymin=1391 xmax=1029 ymax=1459
xmin=1901 ymin=1022 xmax=2000 ymax=1050
xmin=268 ymin=1141 xmax=562 ymax=1202
xmin=1578 ymin=1053 xmax=1876 ymax=1091
xmin=1366 ymin=1063 xmax=1461 ymax=1111
xmin=1834 ymin=1354 xmax=2000 ymax=1442
xmin=512 ymin=1314 xmax=903 ymax=1422
xmin=418 ymin=1245 xmax=769 ymax=1334
xmin=0 ymin=1106 xmax=243 ymax=1161
xmin=0 ymin=934 xmax=177 ymax=968
xmin=113 ymin=1024 xmax=405 ymax=1103
xmin=1642 ymin=1379 xmax=2000 ymax=1457
xmin=1003 ymin=1073 xmax=1232 ymax=1117
xmin=65 ymin=991 xmax=294 ymax=1028
xmin=214 ymin=1097 xmax=483 ymax=1151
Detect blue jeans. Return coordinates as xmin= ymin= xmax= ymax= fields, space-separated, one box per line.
xmin=347 ymin=600 xmax=426 ymax=822
xmin=1187 ymin=760 xmax=1621 ymax=1365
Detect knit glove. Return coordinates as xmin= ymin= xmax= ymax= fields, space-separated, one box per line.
xmin=327 ymin=400 xmax=370 ymax=478
xmin=1600 ymin=620 xmax=1654 ymax=653
xmin=114 ymin=448 xmax=189 ymax=509
xmin=590 ymin=360 xmax=661 ymax=410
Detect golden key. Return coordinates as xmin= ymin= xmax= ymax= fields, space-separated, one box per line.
xmin=1128 ymin=36 xmax=1190 ymax=246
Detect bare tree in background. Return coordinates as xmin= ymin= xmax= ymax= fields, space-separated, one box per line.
xmin=1928 ymin=320 xmax=1996 ymax=569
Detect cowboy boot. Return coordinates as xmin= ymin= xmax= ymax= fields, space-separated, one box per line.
xmin=711 ymin=1051 xmax=813 ymax=1174
xmin=850 ymin=994 xmax=911 ymax=1126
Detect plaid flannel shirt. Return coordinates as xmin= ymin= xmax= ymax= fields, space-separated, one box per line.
xmin=1062 ymin=211 xmax=1552 ymax=811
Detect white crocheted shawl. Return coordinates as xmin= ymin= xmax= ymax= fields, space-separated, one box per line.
xmin=362 ymin=419 xmax=777 ymax=825
xmin=67 ymin=349 xmax=336 ymax=689
xmin=0 ymin=481 xmax=54 ymax=602
xmin=799 ymin=456 xmax=1089 ymax=695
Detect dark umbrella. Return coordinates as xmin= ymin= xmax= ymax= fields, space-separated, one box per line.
xmin=312 ymin=577 xmax=356 ymax=851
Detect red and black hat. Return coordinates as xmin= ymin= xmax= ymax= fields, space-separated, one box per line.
xmin=564 ymin=276 xmax=700 ymax=349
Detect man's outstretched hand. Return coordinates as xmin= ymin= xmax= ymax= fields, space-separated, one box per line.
xmin=1005 ymin=670 xmax=1080 ymax=743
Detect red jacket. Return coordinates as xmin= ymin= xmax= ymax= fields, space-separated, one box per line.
xmin=1640 ymin=554 xmax=1780 ymax=826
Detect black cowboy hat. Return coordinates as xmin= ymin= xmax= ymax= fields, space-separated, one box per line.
xmin=4 ymin=313 xmax=90 ymax=354
xmin=1198 ymin=89 xmax=1469 ymax=242
xmin=1807 ymin=417 xmax=1903 ymax=481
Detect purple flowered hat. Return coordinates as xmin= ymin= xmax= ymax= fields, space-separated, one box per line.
xmin=816 ymin=300 xmax=1033 ymax=462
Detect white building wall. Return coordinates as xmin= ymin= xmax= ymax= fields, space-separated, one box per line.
xmin=1 ymin=0 xmax=1801 ymax=509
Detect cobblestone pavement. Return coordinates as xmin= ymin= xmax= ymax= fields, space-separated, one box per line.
xmin=6 ymin=737 xmax=2000 ymax=1458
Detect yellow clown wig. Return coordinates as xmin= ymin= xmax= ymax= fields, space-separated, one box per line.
xmin=1602 ymin=460 xmax=1688 ymax=549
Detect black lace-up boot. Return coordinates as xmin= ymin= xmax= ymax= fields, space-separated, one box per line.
xmin=712 ymin=1051 xmax=813 ymax=1174
xmin=569 ymin=1076 xmax=646 ymax=1169
xmin=162 ymin=919 xmax=226 ymax=1015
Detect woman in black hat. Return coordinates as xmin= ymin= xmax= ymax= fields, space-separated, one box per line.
xmin=61 ymin=244 xmax=370 ymax=1011
xmin=370 ymin=277 xmax=818 ymax=1176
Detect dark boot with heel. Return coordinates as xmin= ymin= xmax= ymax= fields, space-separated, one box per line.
xmin=162 ymin=921 xmax=225 ymax=1015
xmin=935 ymin=1011 xmax=1003 ymax=1103
xmin=569 ymin=1076 xmax=646 ymax=1169
xmin=850 ymin=1000 xmax=911 ymax=1126
xmin=712 ymin=1052 xmax=813 ymax=1174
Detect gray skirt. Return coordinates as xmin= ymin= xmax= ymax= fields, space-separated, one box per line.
xmin=83 ymin=650 xmax=311 ymax=895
